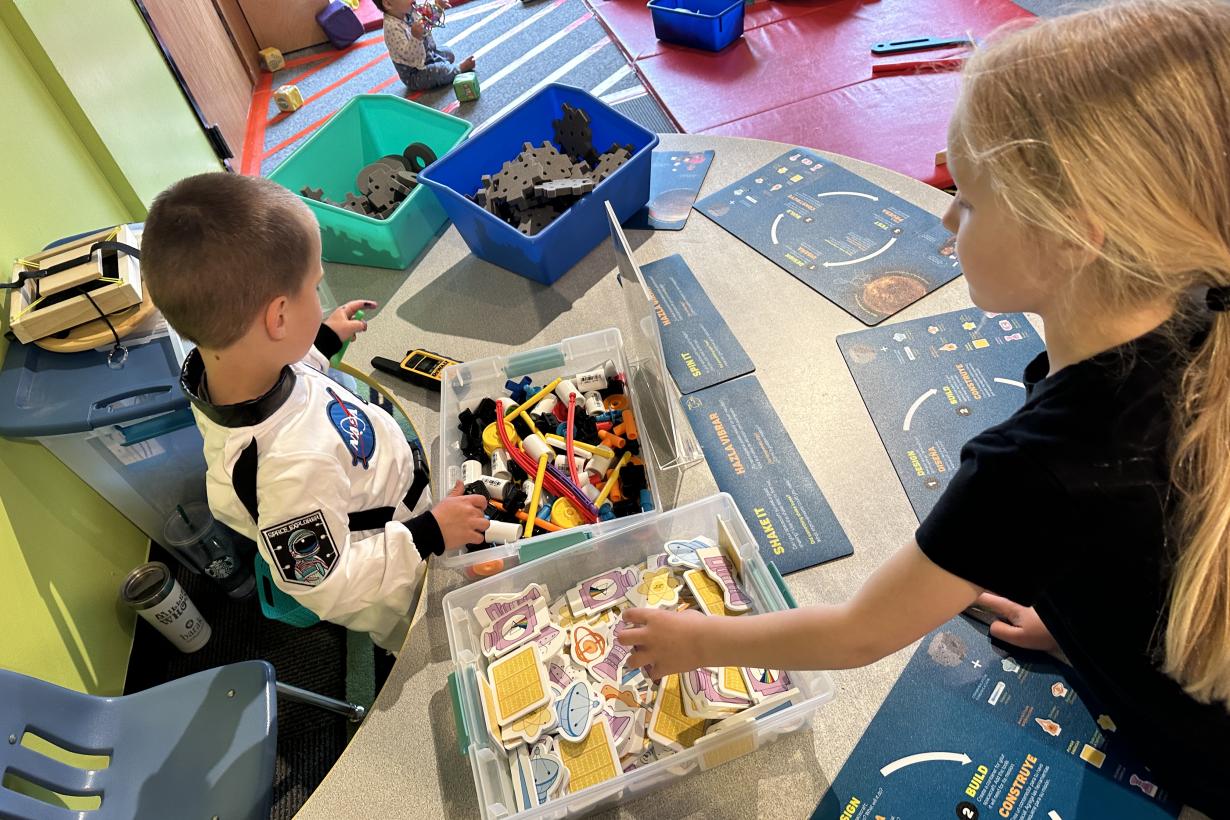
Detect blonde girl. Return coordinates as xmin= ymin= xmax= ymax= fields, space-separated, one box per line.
xmin=619 ymin=2 xmax=1230 ymax=812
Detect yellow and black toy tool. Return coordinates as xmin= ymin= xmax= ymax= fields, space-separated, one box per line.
xmin=372 ymin=349 xmax=459 ymax=391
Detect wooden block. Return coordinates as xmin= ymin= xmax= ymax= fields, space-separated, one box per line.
xmin=9 ymin=225 xmax=142 ymax=344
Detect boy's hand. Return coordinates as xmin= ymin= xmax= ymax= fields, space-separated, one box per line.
xmin=974 ymin=592 xmax=1059 ymax=653
xmin=325 ymin=300 xmax=376 ymax=343
xmin=618 ymin=608 xmax=708 ymax=680
xmin=431 ymin=480 xmax=490 ymax=550
xmin=459 ymin=55 xmax=476 ymax=72
xmin=411 ymin=19 xmax=426 ymax=38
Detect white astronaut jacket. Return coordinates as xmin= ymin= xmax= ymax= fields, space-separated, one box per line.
xmin=181 ymin=325 xmax=437 ymax=650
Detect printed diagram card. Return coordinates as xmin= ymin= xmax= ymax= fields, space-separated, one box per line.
xmin=696 ymin=147 xmax=962 ymax=325
xmin=639 ymin=254 xmax=755 ymax=394
xmin=681 ymin=376 xmax=853 ymax=573
xmin=625 ymin=149 xmax=715 ymax=231
xmin=813 ymin=615 xmax=1180 ymax=820
xmin=837 ymin=309 xmax=1044 ymax=520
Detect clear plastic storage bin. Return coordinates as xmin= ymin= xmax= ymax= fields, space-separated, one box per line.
xmin=443 ymin=493 xmax=836 ymax=820
xmin=437 ymin=327 xmax=699 ymax=579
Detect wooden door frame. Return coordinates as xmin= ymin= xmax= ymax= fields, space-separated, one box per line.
xmin=131 ymin=0 xmax=236 ymax=167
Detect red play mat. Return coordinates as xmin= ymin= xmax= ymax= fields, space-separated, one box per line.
xmin=591 ymin=0 xmax=1034 ymax=186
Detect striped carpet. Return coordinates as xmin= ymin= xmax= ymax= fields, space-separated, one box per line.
xmin=243 ymin=0 xmax=674 ymax=176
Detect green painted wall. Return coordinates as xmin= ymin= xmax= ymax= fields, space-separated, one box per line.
xmin=1 ymin=0 xmax=220 ymax=698
xmin=0 ymin=17 xmax=134 ymax=269
xmin=6 ymin=0 xmax=222 ymax=208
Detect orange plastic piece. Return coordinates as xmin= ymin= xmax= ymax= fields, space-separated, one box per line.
xmin=598 ymin=429 xmax=625 ymax=450
xmin=615 ymin=409 xmax=638 ymax=441
xmin=603 ymin=395 xmax=629 ymax=412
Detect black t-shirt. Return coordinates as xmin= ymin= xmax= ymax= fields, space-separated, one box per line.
xmin=916 ymin=324 xmax=1230 ymax=816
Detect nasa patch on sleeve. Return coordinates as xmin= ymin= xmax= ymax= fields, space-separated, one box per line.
xmin=261 ymin=510 xmax=339 ymax=587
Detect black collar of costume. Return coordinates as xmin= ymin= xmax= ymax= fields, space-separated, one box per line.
xmin=180 ymin=348 xmax=297 ymax=428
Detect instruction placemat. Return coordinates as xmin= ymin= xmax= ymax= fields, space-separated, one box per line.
xmin=640 ymin=253 xmax=754 ymax=394
xmin=681 ymin=376 xmax=852 ymax=573
xmin=695 ymin=147 xmax=962 ymax=325
xmin=838 ymin=309 xmax=1044 ymax=521
xmin=812 ymin=615 xmax=1180 ymax=819
xmin=625 ymin=149 xmax=714 ymax=231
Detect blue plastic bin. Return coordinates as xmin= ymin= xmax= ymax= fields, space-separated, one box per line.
xmin=417 ymin=84 xmax=659 ymax=285
xmin=648 ymin=0 xmax=745 ymax=52
xmin=268 ymin=95 xmax=472 ymax=270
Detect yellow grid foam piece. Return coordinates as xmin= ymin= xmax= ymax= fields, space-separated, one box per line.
xmin=490 ymin=644 xmax=549 ymax=726
xmin=559 ymin=717 xmax=621 ymax=791
xmin=683 ymin=569 xmax=733 ymax=617
xmin=721 ymin=666 xmax=751 ymax=699
xmin=648 ymin=674 xmax=708 ymax=751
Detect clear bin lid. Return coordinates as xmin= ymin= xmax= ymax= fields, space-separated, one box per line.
xmin=0 ymin=334 xmax=189 ymax=437
xmin=606 ymin=202 xmax=703 ymax=471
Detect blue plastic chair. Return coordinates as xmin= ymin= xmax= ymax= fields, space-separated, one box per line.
xmin=0 ymin=661 xmax=277 ymax=820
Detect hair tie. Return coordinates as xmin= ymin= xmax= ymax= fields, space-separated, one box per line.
xmin=1207 ymin=286 xmax=1230 ymax=313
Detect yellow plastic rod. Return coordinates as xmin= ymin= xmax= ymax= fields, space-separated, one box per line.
xmin=594 ymin=452 xmax=632 ymax=508
xmin=525 ymin=453 xmax=550 ymax=538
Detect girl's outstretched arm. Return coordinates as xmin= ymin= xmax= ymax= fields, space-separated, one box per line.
xmin=618 ymin=541 xmax=982 ymax=677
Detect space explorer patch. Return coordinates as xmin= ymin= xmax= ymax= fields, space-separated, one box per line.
xmin=261 ymin=510 xmax=339 ymax=587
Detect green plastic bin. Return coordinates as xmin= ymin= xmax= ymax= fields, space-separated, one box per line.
xmin=268 ymin=94 xmax=472 ymax=270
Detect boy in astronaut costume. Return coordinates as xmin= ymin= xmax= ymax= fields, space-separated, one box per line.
xmin=142 ymin=173 xmax=489 ymax=651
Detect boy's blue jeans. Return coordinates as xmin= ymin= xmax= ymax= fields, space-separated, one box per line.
xmin=394 ymin=35 xmax=458 ymax=91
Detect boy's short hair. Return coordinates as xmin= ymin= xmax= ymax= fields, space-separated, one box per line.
xmin=142 ymin=173 xmax=316 ymax=350
xmin=372 ymin=0 xmax=389 ymax=11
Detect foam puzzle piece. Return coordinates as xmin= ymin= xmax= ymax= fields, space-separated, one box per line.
xmin=647 ymin=673 xmax=708 ymax=752
xmin=481 ymin=601 xmax=548 ymax=658
xmin=716 ymin=518 xmax=745 ymax=576
xmin=739 ymin=667 xmax=794 ymax=702
xmin=628 ymin=565 xmax=682 ymax=608
xmin=476 ymin=583 xmax=549 ymax=626
xmin=491 ymin=644 xmax=551 ymax=726
xmin=516 ymin=206 xmax=557 ymax=237
xmin=715 ymin=666 xmax=753 ymax=701
xmin=696 ymin=546 xmax=751 ymax=612
xmin=509 ymin=745 xmax=539 ymax=811
xmin=587 ymin=618 xmax=633 ymax=685
xmin=530 ymin=623 xmax=566 ymax=660
xmin=559 ymin=716 xmax=622 ymax=792
xmin=546 ymin=655 xmax=578 ymax=690
xmin=664 ymin=536 xmax=712 ymax=569
xmin=552 ymin=102 xmax=596 ymax=163
xmin=569 ymin=624 xmax=609 ymax=669
xmin=505 ymin=697 xmax=558 ymax=746
xmin=555 ymin=679 xmax=604 ymax=742
xmin=530 ymin=746 xmax=565 ymax=804
xmin=567 ymin=566 xmax=638 ymax=616
xmin=478 ymin=673 xmax=506 ymax=747
xmin=683 ymin=568 xmax=740 ymax=617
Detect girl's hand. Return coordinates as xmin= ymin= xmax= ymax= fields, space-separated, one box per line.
xmin=411 ymin=19 xmax=426 ymax=38
xmin=975 ymin=592 xmax=1059 ymax=653
xmin=325 ymin=300 xmax=376 ymax=342
xmin=431 ymin=481 xmax=490 ymax=550
xmin=618 ymin=608 xmax=709 ymax=679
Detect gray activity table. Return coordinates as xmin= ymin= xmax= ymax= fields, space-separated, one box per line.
xmin=300 ymin=134 xmax=1207 ymax=820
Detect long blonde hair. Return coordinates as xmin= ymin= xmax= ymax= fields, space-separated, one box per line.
xmin=955 ymin=0 xmax=1230 ymax=708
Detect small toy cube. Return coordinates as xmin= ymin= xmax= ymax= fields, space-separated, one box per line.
xmin=259 ymin=47 xmax=285 ymax=72
xmin=274 ymin=84 xmax=304 ymax=113
xmin=453 ymin=72 xmax=481 ymax=103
